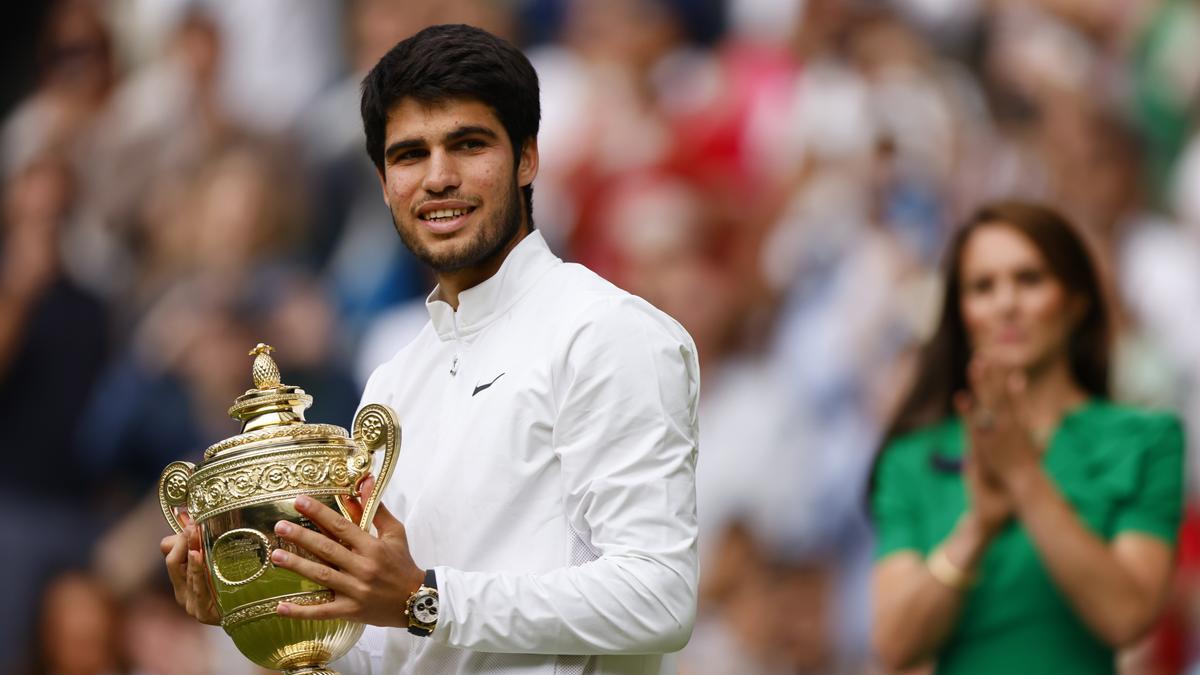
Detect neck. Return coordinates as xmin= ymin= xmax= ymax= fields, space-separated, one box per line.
xmin=1019 ymin=355 xmax=1090 ymax=434
xmin=434 ymin=227 xmax=530 ymax=310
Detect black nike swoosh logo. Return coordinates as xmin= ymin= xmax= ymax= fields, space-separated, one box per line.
xmin=472 ymin=372 xmax=505 ymax=396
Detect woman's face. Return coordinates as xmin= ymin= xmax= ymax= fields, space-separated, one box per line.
xmin=959 ymin=223 xmax=1080 ymax=372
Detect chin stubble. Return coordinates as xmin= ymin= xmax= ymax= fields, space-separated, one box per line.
xmin=394 ymin=182 xmax=523 ymax=274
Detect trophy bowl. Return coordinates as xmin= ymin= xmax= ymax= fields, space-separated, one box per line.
xmin=158 ymin=344 xmax=399 ymax=675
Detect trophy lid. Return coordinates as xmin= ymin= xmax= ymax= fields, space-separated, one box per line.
xmin=229 ymin=343 xmax=312 ymax=429
xmin=202 ymin=344 xmax=348 ymax=460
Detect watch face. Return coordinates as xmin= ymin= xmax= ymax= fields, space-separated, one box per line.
xmin=412 ymin=590 xmax=439 ymax=625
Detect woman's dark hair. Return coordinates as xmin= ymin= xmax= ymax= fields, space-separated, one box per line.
xmin=879 ymin=200 xmax=1111 ymax=450
xmin=360 ymin=24 xmax=541 ymax=226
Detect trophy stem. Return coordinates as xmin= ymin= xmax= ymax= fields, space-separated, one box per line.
xmin=284 ymin=668 xmax=339 ymax=675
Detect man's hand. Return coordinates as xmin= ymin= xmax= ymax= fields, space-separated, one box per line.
xmin=270 ymin=493 xmax=424 ymax=626
xmin=160 ymin=512 xmax=221 ymax=625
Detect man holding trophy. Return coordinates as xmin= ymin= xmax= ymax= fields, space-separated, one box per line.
xmin=161 ymin=23 xmax=701 ymax=675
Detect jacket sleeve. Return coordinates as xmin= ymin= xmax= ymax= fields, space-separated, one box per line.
xmin=432 ymin=296 xmax=701 ymax=654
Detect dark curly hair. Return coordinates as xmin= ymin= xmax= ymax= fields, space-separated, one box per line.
xmin=360 ymin=24 xmax=541 ymax=226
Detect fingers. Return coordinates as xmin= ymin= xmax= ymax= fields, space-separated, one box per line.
xmin=269 ymin=546 xmax=359 ymax=595
xmin=294 ymin=495 xmax=368 ymax=548
xmin=966 ymin=360 xmax=993 ymax=432
xmin=277 ymin=595 xmax=359 ymax=621
xmin=358 ymin=475 xmax=376 ymax=501
xmin=185 ymin=549 xmax=209 ymax=617
xmin=1005 ymin=370 xmax=1031 ymax=424
xmin=274 ymin=517 xmax=362 ymax=573
xmin=340 ymin=474 xmax=374 ymax=525
xmin=969 ymin=357 xmax=1024 ymax=430
xmin=339 ymin=496 xmax=364 ymax=526
xmin=968 ymin=358 xmax=1000 ymax=412
xmin=160 ymin=533 xmax=181 ymax=557
xmin=164 ymin=533 xmax=189 ymax=605
xmin=187 ymin=523 xmax=204 ymax=552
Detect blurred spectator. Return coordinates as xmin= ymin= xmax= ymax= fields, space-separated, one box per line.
xmin=0 ymin=154 xmax=110 ymax=673
xmin=532 ymin=0 xmax=718 ymax=251
xmin=33 ymin=572 xmax=123 ymax=675
xmin=684 ymin=523 xmax=853 ymax=674
xmin=871 ymin=202 xmax=1183 ymax=674
xmin=1130 ymin=0 xmax=1200 ymax=204
xmin=2 ymin=0 xmax=115 ymax=175
xmin=299 ymin=0 xmax=434 ymax=340
xmin=81 ymin=8 xmax=228 ymax=277
xmin=196 ymin=0 xmax=341 ymax=135
xmin=120 ymin=583 xmax=267 ymax=675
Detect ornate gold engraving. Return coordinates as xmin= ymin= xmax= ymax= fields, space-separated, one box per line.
xmin=228 ymin=391 xmax=315 ymax=422
xmin=158 ymin=461 xmax=195 ymax=534
xmin=250 ymin=344 xmax=281 ymax=389
xmin=221 ymin=590 xmax=333 ymax=629
xmin=186 ymin=446 xmax=362 ymax=522
xmin=275 ymin=642 xmax=335 ymax=671
xmin=211 ymin=528 xmax=272 ymax=586
xmin=204 ymin=423 xmax=348 ymax=460
xmin=358 ymin=411 xmax=384 ymax=446
xmin=350 ymin=404 xmax=400 ymax=530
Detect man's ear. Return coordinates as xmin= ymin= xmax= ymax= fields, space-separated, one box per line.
xmin=517 ymin=137 xmax=539 ymax=187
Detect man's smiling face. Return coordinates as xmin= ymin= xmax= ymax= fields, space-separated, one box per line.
xmin=378 ymin=97 xmax=537 ymax=277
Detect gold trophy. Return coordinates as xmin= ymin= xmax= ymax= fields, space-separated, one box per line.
xmin=157 ymin=344 xmax=399 ymax=675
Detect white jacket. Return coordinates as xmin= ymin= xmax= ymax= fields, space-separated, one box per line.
xmin=336 ymin=231 xmax=701 ymax=674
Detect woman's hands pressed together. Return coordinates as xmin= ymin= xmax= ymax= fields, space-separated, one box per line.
xmin=957 ymin=357 xmax=1044 ymax=524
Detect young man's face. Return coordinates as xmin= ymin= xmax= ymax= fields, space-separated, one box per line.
xmin=378 ymin=97 xmax=537 ymax=277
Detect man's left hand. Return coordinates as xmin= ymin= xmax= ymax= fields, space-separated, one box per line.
xmin=271 ymin=492 xmax=424 ymax=626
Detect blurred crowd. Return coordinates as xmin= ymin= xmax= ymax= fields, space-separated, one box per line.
xmin=3 ymin=0 xmax=1200 ymax=673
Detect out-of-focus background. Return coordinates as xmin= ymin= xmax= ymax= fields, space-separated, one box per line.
xmin=2 ymin=0 xmax=1200 ymax=673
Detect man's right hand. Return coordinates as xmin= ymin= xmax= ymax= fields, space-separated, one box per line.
xmin=160 ymin=512 xmax=221 ymax=625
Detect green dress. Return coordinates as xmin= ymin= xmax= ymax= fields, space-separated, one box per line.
xmin=871 ymin=400 xmax=1185 ymax=675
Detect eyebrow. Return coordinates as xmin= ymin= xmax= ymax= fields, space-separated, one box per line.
xmin=384 ymin=125 xmax=501 ymax=161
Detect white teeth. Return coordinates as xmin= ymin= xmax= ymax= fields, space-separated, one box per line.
xmin=424 ymin=208 xmax=470 ymax=221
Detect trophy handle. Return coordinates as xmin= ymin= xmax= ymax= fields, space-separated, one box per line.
xmin=158 ymin=460 xmax=196 ymax=535
xmin=351 ymin=404 xmax=401 ymax=532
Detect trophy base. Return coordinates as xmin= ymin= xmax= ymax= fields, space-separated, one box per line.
xmin=284 ymin=668 xmax=338 ymax=675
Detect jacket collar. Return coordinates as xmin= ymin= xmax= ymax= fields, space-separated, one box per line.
xmin=426 ymin=230 xmax=560 ymax=341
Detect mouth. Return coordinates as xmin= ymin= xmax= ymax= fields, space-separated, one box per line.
xmin=995 ymin=330 xmax=1026 ymax=344
xmin=416 ymin=203 xmax=477 ymax=235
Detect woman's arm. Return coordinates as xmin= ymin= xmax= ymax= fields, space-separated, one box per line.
xmin=872 ymin=394 xmax=1014 ymax=670
xmin=968 ymin=361 xmax=1179 ymax=649
xmin=1006 ymin=467 xmax=1175 ymax=647
xmin=872 ymin=513 xmax=995 ymax=670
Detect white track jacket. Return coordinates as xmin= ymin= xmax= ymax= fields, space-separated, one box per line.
xmin=334 ymin=231 xmax=701 ymax=674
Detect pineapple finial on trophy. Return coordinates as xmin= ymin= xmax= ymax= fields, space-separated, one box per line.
xmin=249 ymin=343 xmax=281 ymax=390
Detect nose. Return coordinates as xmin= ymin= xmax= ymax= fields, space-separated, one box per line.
xmin=422 ymin=148 xmax=460 ymax=194
xmin=993 ymin=279 xmax=1018 ymax=314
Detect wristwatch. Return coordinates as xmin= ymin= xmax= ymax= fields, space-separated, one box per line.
xmin=405 ymin=569 xmax=439 ymax=636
